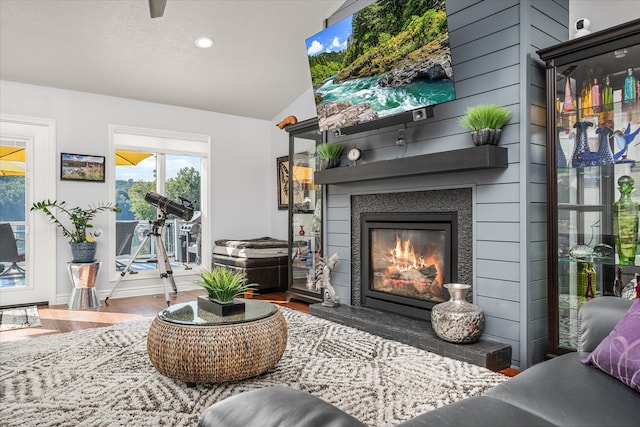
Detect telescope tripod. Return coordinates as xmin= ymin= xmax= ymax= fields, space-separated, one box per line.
xmin=105 ymin=215 xmax=177 ymax=306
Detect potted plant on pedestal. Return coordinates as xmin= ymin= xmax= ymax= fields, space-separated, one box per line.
xmin=31 ymin=200 xmax=120 ymax=262
xmin=316 ymin=142 xmax=344 ymax=169
xmin=196 ymin=267 xmax=259 ymax=316
xmin=458 ymin=104 xmax=512 ymax=146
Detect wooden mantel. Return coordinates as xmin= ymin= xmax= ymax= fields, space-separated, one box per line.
xmin=314 ymin=145 xmax=508 ymax=185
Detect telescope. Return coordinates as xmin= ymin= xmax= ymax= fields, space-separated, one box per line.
xmin=144 ymin=192 xmax=194 ymax=221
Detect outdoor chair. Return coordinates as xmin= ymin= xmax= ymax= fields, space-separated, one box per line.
xmin=0 ymin=223 xmax=25 ymax=277
xmin=116 ymin=220 xmax=138 ymax=269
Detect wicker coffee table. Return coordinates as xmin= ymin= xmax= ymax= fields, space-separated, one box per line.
xmin=147 ymin=299 xmax=287 ymax=384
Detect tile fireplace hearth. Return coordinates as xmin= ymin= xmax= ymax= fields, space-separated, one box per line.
xmin=310 ymin=303 xmax=512 ymax=371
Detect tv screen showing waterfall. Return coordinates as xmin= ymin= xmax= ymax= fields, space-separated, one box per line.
xmin=306 ymin=0 xmax=456 ymax=133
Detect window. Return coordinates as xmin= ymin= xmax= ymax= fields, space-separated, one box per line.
xmin=111 ymin=126 xmax=209 ymax=279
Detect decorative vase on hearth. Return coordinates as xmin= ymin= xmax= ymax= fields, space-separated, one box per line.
xmin=431 ymin=283 xmax=485 ymax=343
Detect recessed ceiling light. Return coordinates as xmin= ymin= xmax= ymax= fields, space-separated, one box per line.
xmin=195 ymin=37 xmax=214 ymax=49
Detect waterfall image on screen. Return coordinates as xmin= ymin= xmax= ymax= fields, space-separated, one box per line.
xmin=305 ymin=0 xmax=456 ymax=132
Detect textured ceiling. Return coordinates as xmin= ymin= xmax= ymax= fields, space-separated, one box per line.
xmin=0 ymin=0 xmax=343 ymax=120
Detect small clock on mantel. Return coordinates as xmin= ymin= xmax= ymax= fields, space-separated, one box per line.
xmin=347 ymin=146 xmax=362 ymax=165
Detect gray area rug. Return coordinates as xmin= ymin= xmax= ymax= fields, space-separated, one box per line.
xmin=0 ymin=305 xmax=41 ymax=331
xmin=0 ymin=307 xmax=507 ymax=426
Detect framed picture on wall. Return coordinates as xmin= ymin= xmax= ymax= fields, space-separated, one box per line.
xmin=277 ymin=155 xmax=289 ymax=210
xmin=60 ymin=153 xmax=106 ymax=182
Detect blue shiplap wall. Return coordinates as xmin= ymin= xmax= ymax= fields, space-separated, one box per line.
xmin=321 ymin=0 xmax=568 ymax=369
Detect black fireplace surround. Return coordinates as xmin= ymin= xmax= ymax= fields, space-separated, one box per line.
xmin=351 ymin=189 xmax=473 ymax=321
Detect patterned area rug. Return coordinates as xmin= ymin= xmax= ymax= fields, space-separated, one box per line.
xmin=0 ymin=307 xmax=508 ymax=426
xmin=0 ymin=305 xmax=41 ymax=331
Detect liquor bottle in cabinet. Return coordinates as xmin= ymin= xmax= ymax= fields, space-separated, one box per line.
xmin=285 ymin=118 xmax=323 ymax=303
xmin=538 ymin=19 xmax=640 ymax=356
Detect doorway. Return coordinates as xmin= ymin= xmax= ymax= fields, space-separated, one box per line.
xmin=0 ymin=115 xmax=56 ymax=307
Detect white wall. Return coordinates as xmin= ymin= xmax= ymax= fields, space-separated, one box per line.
xmin=1 ymin=80 xmax=272 ymax=302
xmin=569 ymin=0 xmax=640 ymax=39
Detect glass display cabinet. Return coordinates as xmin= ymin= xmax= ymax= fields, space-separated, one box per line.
xmin=286 ymin=118 xmax=324 ymax=303
xmin=538 ymin=20 xmax=640 ymax=355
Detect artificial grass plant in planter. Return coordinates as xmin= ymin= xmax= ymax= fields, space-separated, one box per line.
xmin=196 ymin=266 xmax=258 ymax=316
xmin=316 ymin=142 xmax=344 ymax=169
xmin=458 ymin=104 xmax=511 ymax=146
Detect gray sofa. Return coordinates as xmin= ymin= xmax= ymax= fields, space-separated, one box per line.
xmin=198 ymin=297 xmax=639 ymax=427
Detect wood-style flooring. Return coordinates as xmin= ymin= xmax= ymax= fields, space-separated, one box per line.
xmin=0 ymin=290 xmax=519 ymax=377
xmin=0 ymin=290 xmax=308 ymax=343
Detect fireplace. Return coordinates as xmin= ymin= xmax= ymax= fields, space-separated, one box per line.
xmin=361 ymin=212 xmax=457 ymax=319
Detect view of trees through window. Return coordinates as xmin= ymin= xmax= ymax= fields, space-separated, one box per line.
xmin=115 ymin=152 xmax=203 ymax=269
xmin=116 ymin=165 xmax=201 ymax=221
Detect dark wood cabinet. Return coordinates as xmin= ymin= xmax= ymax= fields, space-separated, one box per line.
xmin=285 ymin=118 xmax=323 ymax=303
xmin=538 ymin=19 xmax=640 ymax=356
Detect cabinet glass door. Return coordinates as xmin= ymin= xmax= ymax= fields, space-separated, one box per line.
xmin=289 ymin=131 xmax=322 ymax=298
xmin=553 ymin=41 xmax=639 ymax=351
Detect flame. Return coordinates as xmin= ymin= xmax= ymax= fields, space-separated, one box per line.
xmin=383 ymin=235 xmax=442 ymax=284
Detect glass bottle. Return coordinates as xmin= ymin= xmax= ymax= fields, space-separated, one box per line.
xmin=305 ymin=239 xmax=313 ymax=268
xmin=591 ymin=78 xmax=601 ymax=113
xmin=580 ymin=80 xmax=592 ymax=116
xmin=624 ymin=68 xmax=636 ymax=106
xmin=585 ymin=270 xmax=595 ymax=301
xmin=613 ymin=266 xmax=623 ymax=297
xmin=613 ymin=175 xmax=639 ymax=265
xmin=561 ymin=75 xmax=576 ymax=114
xmin=577 ymin=262 xmax=596 ymax=306
xmin=602 ymin=75 xmax=613 ymax=112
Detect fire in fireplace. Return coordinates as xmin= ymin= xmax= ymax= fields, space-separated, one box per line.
xmin=362 ymin=212 xmax=457 ymax=319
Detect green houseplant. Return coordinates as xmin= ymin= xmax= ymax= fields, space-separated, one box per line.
xmin=31 ymin=199 xmax=120 ymax=262
xmin=316 ymin=142 xmax=344 ymax=169
xmin=196 ymin=267 xmax=258 ymax=316
xmin=458 ymin=104 xmax=512 ymax=146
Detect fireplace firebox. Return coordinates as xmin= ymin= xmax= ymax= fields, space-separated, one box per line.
xmin=361 ymin=212 xmax=457 ymax=320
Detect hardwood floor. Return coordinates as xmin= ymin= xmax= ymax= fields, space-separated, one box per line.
xmin=1 ymin=291 xmax=519 ymax=377
xmin=0 ymin=290 xmax=309 ymax=343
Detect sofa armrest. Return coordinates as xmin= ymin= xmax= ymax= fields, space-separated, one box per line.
xmin=578 ymin=296 xmax=633 ymax=352
xmin=198 ymin=386 xmax=367 ymax=427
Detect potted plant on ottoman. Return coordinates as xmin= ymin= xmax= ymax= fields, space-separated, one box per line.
xmin=316 ymin=142 xmax=344 ymax=169
xmin=458 ymin=104 xmax=512 ymax=146
xmin=197 ymin=267 xmax=258 ymax=316
xmin=31 ymin=200 xmax=120 ymax=262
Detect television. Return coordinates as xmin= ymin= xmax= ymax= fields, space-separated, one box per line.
xmin=305 ymin=0 xmax=456 ymax=134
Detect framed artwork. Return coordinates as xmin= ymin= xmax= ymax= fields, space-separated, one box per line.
xmin=60 ymin=153 xmax=106 ymax=182
xmin=277 ymin=155 xmax=289 ymax=210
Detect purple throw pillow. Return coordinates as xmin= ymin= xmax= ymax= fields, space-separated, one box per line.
xmin=581 ymin=298 xmax=640 ymax=391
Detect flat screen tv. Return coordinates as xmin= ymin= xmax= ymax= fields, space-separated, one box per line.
xmin=305 ymin=0 xmax=456 ymax=133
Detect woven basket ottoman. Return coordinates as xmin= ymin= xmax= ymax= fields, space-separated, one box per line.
xmin=147 ymin=299 xmax=287 ymax=384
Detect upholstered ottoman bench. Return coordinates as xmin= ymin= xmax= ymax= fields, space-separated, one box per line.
xmin=212 ymin=237 xmax=288 ymax=292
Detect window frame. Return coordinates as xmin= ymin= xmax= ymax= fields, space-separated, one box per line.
xmin=108 ymin=124 xmax=210 ymax=287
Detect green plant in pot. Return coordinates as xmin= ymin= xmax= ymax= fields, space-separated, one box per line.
xmin=458 ymin=104 xmax=511 ymax=146
xmin=31 ymin=200 xmax=120 ymax=262
xmin=316 ymin=142 xmax=344 ymax=169
xmin=196 ymin=267 xmax=258 ymax=316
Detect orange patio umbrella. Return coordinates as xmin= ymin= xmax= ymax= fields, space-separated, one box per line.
xmin=115 ymin=150 xmax=153 ymax=166
xmin=0 ymin=146 xmax=152 ymax=166
xmin=0 ymin=160 xmax=25 ymax=176
xmin=0 ymin=146 xmax=26 ymax=161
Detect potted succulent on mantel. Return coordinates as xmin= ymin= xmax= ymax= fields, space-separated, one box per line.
xmin=316 ymin=142 xmax=344 ymax=170
xmin=196 ymin=267 xmax=259 ymax=316
xmin=31 ymin=200 xmax=120 ymax=263
xmin=458 ymin=104 xmax=512 ymax=146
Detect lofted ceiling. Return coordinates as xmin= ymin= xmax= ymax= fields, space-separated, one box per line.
xmin=0 ymin=0 xmax=344 ymax=121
